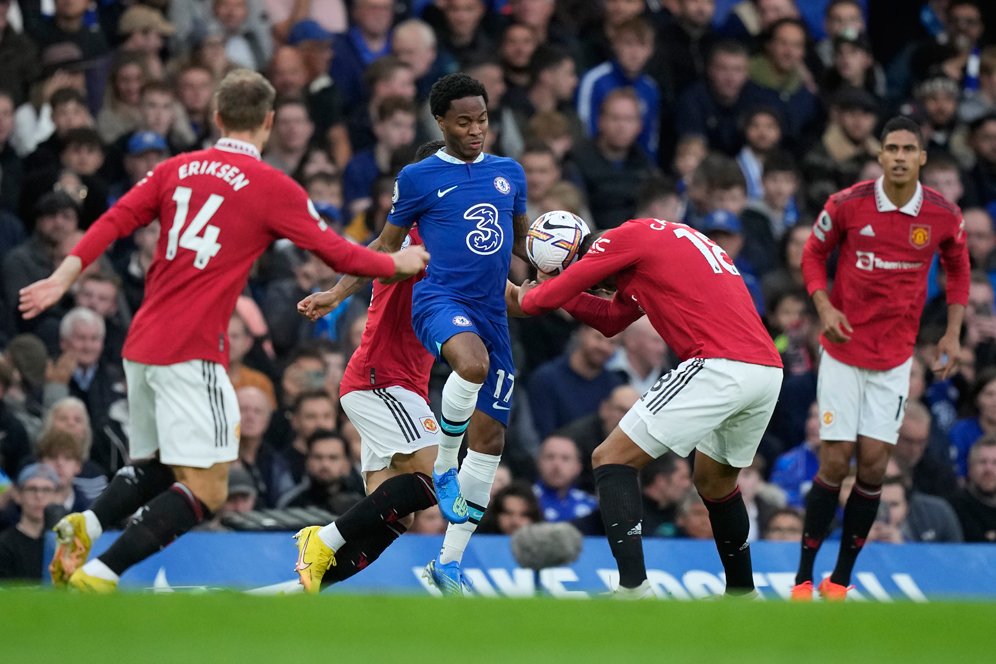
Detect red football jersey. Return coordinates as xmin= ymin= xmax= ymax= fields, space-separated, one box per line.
xmin=340 ymin=228 xmax=434 ymax=401
xmin=71 ymin=139 xmax=396 ymax=367
xmin=522 ymin=218 xmax=783 ymax=368
xmin=802 ymin=178 xmax=969 ymax=370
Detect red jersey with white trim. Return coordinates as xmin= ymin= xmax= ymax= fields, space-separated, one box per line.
xmin=70 ymin=139 xmax=396 ymax=367
xmin=802 ymin=178 xmax=969 ymax=370
xmin=521 ymin=218 xmax=782 ymax=368
xmin=340 ymin=229 xmax=434 ymax=401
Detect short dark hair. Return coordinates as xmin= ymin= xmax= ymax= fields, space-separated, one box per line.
xmin=611 ymin=16 xmax=654 ymax=44
xmin=640 ymin=452 xmax=685 ymax=485
xmin=305 ymin=428 xmax=346 ymax=453
xmin=763 ymin=17 xmax=808 ymax=45
xmin=374 ymin=95 xmax=416 ymax=122
xmin=636 ymin=173 xmax=678 ymax=211
xmin=291 ymin=389 xmax=334 ymax=415
xmin=824 ymin=0 xmax=862 ymax=18
xmin=140 ymin=80 xmax=174 ymax=98
xmin=528 ymin=45 xmax=571 ymax=86
xmin=363 ymin=55 xmax=411 ymax=92
xmin=414 ymin=139 xmax=446 ymax=161
xmin=62 ymin=127 xmax=104 ymax=151
xmin=708 ymin=39 xmax=748 ymax=64
xmin=429 ymin=73 xmax=488 ymax=118
xmin=921 ymin=151 xmax=961 ymax=175
xmin=763 ymin=150 xmax=798 ymax=178
xmin=50 ymin=87 xmax=87 ymax=111
xmin=880 ymin=116 xmax=923 ymax=147
xmin=520 ymin=141 xmax=557 ymax=161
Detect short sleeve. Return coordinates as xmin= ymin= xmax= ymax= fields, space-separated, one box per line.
xmin=511 ymin=161 xmax=527 ymax=216
xmin=387 ymin=167 xmax=423 ymax=229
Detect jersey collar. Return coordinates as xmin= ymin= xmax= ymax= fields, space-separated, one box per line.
xmin=434 ymin=147 xmax=485 ymax=165
xmin=215 ymin=138 xmax=262 ymax=161
xmin=874 ymin=176 xmax=923 ymax=216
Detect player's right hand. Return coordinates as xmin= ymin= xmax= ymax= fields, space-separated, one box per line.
xmin=819 ymin=305 xmax=853 ymax=343
xmin=297 ymin=291 xmax=342 ymax=321
xmin=383 ymin=246 xmax=430 ymax=283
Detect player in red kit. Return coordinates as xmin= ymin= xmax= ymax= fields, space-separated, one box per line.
xmin=514 ymin=217 xmax=783 ymax=598
xmin=18 ymin=70 xmax=429 ymax=592
xmin=791 ymin=116 xmax=970 ymax=601
xmin=290 ymin=142 xmax=446 ymax=594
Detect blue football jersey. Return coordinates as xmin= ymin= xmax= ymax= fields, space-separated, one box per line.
xmin=387 ymin=149 xmax=527 ymax=313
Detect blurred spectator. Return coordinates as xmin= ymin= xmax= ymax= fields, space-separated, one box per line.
xmin=533 ymin=435 xmax=596 ymax=522
xmin=277 ymin=428 xmax=364 ymax=513
xmin=222 ymin=465 xmax=258 ymax=515
xmin=893 ymin=400 xmax=959 ymax=500
xmin=409 ymin=505 xmax=447 ymax=534
xmin=477 ymin=480 xmax=542 ymax=535
xmin=521 ymin=142 xmax=562 ymax=221
xmin=573 ymin=88 xmax=654 ymax=228
xmin=633 ymin=173 xmax=683 ymax=222
xmin=435 ymin=0 xmax=493 ymax=69
xmin=267 ymin=0 xmax=347 ymax=42
xmin=342 ymin=96 xmax=415 ymax=216
xmin=498 ymin=21 xmax=539 ymax=92
xmin=761 ymin=507 xmax=803 ymax=541
xmin=393 ymin=18 xmax=453 ymax=104
xmin=675 ymin=39 xmax=778 ymax=157
xmin=576 ymin=0 xmax=647 ymax=73
xmin=109 ymin=130 xmax=170 ymax=203
xmin=741 ymin=150 xmax=801 ymax=276
xmin=948 ymin=367 xmax=996 ymax=478
xmin=120 ymin=219 xmax=159 ymax=314
xmin=2 ymin=334 xmax=60 ymax=444
xmin=909 ymin=0 xmax=986 ymax=89
xmin=868 ymin=461 xmax=963 ymax=543
xmin=949 ymin=434 xmax=996 ymax=542
xmin=2 ymin=192 xmax=79 ymax=340
xmin=35 ymin=428 xmax=88 ymax=512
xmin=764 ymin=288 xmax=813 ymax=376
xmin=719 ymin=0 xmax=800 ymax=45
xmin=815 ymin=0 xmax=866 ymax=68
xmin=962 ymin=113 xmax=996 ymax=209
xmin=675 ymin=490 xmax=713 ymax=539
xmin=802 ymin=86 xmax=880 ymax=211
xmin=770 ymin=401 xmax=820 ymax=509
xmin=737 ymin=106 xmax=785 ymax=201
xmin=750 ymin=18 xmax=822 ymax=147
xmin=507 ymin=46 xmax=581 ymax=138
xmin=465 ymin=57 xmax=524 ymax=159
xmin=95 ymin=51 xmax=148 ymax=145
xmin=528 ymin=324 xmax=623 ymax=439
xmin=0 ymin=90 xmax=24 ymax=218
xmin=577 ymin=17 xmax=660 ymax=161
xmin=12 ymin=43 xmax=89 ymax=157
xmin=557 ymin=385 xmax=639 ymax=492
xmin=962 ymin=271 xmax=996 ymax=371
xmin=175 ymin=63 xmax=216 ymax=147
xmin=701 ymin=209 xmax=764 ymax=311
xmin=263 ymin=249 xmax=341 ymax=355
xmin=656 ymin=0 xmax=717 ymax=99
xmin=283 ymin=389 xmax=336 ymax=482
xmin=25 ymin=0 xmax=110 ymax=60
xmin=606 ymin=316 xmax=669 ymax=394
xmin=208 ymin=0 xmax=272 ymax=70
xmin=739 ymin=455 xmax=786 ymax=542
xmin=263 ymin=97 xmax=315 ymax=175
xmin=0 ymin=463 xmax=60 ymax=582
xmin=228 ymin=312 xmax=277 ymax=408
xmin=347 ymin=56 xmax=415 ymax=153
xmin=41 ymin=396 xmax=109 ymax=499
xmin=760 ymin=222 xmax=810 ymax=306
xmin=822 ymin=31 xmax=886 ymax=100
xmin=0 ymin=358 xmax=30 ymax=479
xmin=117 ymin=5 xmax=175 ymax=80
xmin=640 ymin=452 xmax=692 ymax=538
xmin=921 ymin=152 xmax=967 ymax=205
xmin=22 ymin=85 xmax=93 ymax=176
xmin=914 ymin=75 xmax=973 ymax=165
xmin=331 ymin=0 xmax=395 ymax=105
xmin=960 ymin=45 xmax=996 ymax=124
xmin=0 ymin=0 xmax=39 ymax=108
xmin=236 ymin=385 xmax=294 ymax=508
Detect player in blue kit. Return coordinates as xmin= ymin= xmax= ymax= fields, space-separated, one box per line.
xmin=321 ymin=73 xmax=529 ymax=594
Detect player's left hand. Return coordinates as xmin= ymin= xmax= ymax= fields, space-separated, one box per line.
xmin=297 ymin=290 xmax=342 ymax=321
xmin=518 ymin=279 xmax=538 ymax=309
xmin=19 ymin=275 xmax=69 ymax=320
xmin=933 ymin=332 xmax=961 ymax=380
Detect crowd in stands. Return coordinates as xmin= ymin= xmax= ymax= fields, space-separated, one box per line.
xmin=2 ymin=0 xmax=996 ymax=581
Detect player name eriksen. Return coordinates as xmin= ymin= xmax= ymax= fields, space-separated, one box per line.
xmin=177 ymin=160 xmax=251 ymax=191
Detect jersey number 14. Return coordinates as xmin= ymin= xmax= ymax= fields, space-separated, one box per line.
xmin=166 ymin=186 xmax=223 ymax=269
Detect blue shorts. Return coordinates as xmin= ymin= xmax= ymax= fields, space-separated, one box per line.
xmin=412 ymin=294 xmax=515 ymax=426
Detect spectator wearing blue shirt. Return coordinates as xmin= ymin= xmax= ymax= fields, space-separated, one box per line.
xmin=948 ymin=368 xmax=996 ymax=478
xmin=771 ymin=402 xmax=822 ymax=509
xmin=533 ymin=435 xmax=597 ymax=523
xmin=330 ymin=0 xmax=396 ymax=105
xmin=577 ymin=17 xmax=660 ymax=162
xmin=528 ymin=325 xmax=623 ymax=439
xmin=342 ymin=96 xmax=415 ymax=217
xmin=701 ymin=209 xmax=765 ymax=314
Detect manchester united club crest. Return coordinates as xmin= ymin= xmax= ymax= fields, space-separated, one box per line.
xmin=822 ymin=411 xmax=834 ymax=426
xmin=910 ymin=224 xmax=931 ymax=249
xmin=421 ymin=417 xmax=438 ymax=433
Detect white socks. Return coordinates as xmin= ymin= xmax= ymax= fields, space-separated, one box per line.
xmin=81 ymin=558 xmax=119 ymax=583
xmin=317 ymin=522 xmax=345 ymax=551
xmin=435 ymin=372 xmax=482 ymax=474
xmin=439 ymin=450 xmax=501 ymax=565
xmin=83 ymin=510 xmax=103 ymax=541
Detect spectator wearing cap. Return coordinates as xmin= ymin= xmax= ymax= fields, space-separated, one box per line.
xmin=802 ymin=85 xmax=881 ymax=211
xmin=266 ymin=0 xmax=347 ymax=44
xmin=748 ymin=18 xmax=822 ymax=150
xmin=23 ymin=0 xmax=109 ymax=60
xmin=701 ymin=208 xmax=764 ymax=312
xmin=0 ymin=0 xmax=40 ymax=107
xmin=0 ymin=358 xmax=31 ymax=481
xmin=914 ymin=75 xmax=973 ymax=165
xmin=118 ymin=4 xmax=175 ymax=81
xmin=108 ymin=130 xmax=168 ymax=204
xmin=0 ymin=463 xmax=60 ymax=581
xmin=2 ymin=192 xmax=79 ymax=339
xmin=822 ymin=31 xmax=886 ymax=100
xmin=330 ymin=0 xmax=396 ymax=105
xmin=222 ymin=464 xmax=258 ymax=515
xmin=11 ymin=43 xmax=90 ymax=158
xmin=279 ymin=21 xmax=350 ymax=169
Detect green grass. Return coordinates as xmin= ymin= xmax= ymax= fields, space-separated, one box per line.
xmin=1 ymin=591 xmax=994 ymax=663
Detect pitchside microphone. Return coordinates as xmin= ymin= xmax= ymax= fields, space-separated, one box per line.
xmin=511 ymin=522 xmax=583 ymax=595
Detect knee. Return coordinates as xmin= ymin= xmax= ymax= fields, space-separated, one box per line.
xmin=592 ymin=443 xmax=616 ymax=469
xmin=469 ymin=425 xmax=504 ymax=456
xmin=819 ymin=452 xmax=851 ymax=484
xmin=856 ymin=457 xmax=889 ymax=486
xmin=455 ymin=356 xmax=489 ymax=384
xmin=193 ymin=484 xmax=228 ymax=514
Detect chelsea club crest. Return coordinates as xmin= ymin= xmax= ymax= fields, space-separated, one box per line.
xmin=493 ymin=176 xmax=510 ymax=194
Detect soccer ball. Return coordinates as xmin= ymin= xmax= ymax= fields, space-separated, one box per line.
xmin=526 ymin=211 xmax=591 ymax=274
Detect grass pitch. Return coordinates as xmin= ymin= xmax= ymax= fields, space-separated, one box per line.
xmin=2 ymin=591 xmax=994 ymax=663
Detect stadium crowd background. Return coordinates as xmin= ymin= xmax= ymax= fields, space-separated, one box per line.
xmin=2 ymin=0 xmax=996 ymax=581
